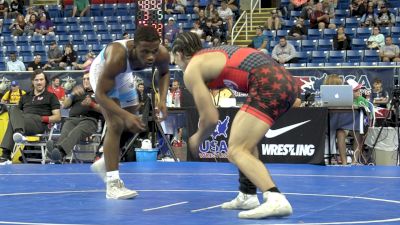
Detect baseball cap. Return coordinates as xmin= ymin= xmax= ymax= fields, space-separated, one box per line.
xmin=256 ymin=26 xmax=264 ymax=30
xmin=11 ymin=81 xmax=18 ymax=86
xmin=347 ymin=79 xmax=362 ymax=90
xmin=168 ymin=17 xmax=175 ymax=21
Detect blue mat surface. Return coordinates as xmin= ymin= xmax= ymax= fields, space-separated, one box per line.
xmin=0 ymin=162 xmax=399 ymax=225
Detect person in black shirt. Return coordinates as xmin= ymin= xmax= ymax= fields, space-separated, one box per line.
xmin=59 ymin=43 xmax=78 ymax=69
xmin=47 ymin=72 xmax=103 ymax=162
xmin=0 ymin=69 xmax=61 ymax=162
xmin=27 ymin=54 xmax=51 ymax=71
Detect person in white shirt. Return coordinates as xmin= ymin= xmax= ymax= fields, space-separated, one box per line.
xmin=379 ymin=36 xmax=400 ymax=62
xmin=6 ymin=52 xmax=26 ymax=72
xmin=190 ymin=20 xmax=204 ymax=41
xmin=217 ymin=0 xmax=233 ymax=36
xmin=367 ymin=26 xmax=385 ymax=49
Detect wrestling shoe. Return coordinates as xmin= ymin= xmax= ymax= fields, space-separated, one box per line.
xmin=106 ymin=179 xmax=138 ymax=200
xmin=90 ymin=156 xmax=106 ymax=183
xmin=238 ymin=191 xmax=292 ymax=219
xmin=13 ymin=132 xmax=26 ymax=143
xmin=221 ymin=191 xmax=260 ymax=210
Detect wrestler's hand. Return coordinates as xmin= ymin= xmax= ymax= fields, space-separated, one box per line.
xmin=125 ymin=113 xmax=146 ymax=133
xmin=156 ymin=100 xmax=168 ymax=122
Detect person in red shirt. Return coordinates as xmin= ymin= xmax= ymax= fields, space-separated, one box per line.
xmin=47 ymin=77 xmax=65 ymax=101
xmin=172 ymin=32 xmax=296 ymax=219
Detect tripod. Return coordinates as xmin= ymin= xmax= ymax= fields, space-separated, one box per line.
xmin=369 ymin=96 xmax=400 ymax=166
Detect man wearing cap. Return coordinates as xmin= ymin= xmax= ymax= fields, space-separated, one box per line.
xmin=47 ymin=42 xmax=63 ymax=68
xmin=164 ymin=17 xmax=180 ymax=44
xmin=249 ymin=26 xmax=268 ymax=54
xmin=376 ymin=5 xmax=395 ymax=27
xmin=1 ymin=81 xmax=26 ymax=104
xmin=6 ymin=52 xmax=26 ymax=72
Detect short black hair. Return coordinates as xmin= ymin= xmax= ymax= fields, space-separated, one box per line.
xmin=134 ymin=26 xmax=160 ymax=44
xmin=172 ymin=32 xmax=203 ymax=58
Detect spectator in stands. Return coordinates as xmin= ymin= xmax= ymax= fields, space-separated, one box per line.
xmin=122 ymin=32 xmax=130 ymax=40
xmin=59 ymin=44 xmax=78 ymax=69
xmin=272 ymin=36 xmax=298 ymax=64
xmin=376 ymin=5 xmax=395 ymax=27
xmin=211 ymin=11 xmax=227 ymax=43
xmin=73 ymin=52 xmax=95 ymax=71
xmin=27 ymin=54 xmax=51 ymax=71
xmin=37 ymin=5 xmax=51 ymax=20
xmin=6 ymin=52 xmax=26 ymax=71
xmin=136 ymin=83 xmax=148 ymax=114
xmin=367 ymin=26 xmax=385 ymax=49
xmin=379 ymin=36 xmax=400 ymax=62
xmin=349 ymin=0 xmax=366 ymax=17
xmin=1 ymin=81 xmax=26 ymax=104
xmin=47 ymin=77 xmax=66 ymax=101
xmin=0 ymin=69 xmax=61 ymax=163
xmin=198 ymin=9 xmax=207 ymax=28
xmin=265 ymin=8 xmax=282 ymax=31
xmin=333 ymin=26 xmax=352 ymax=50
xmin=47 ymin=42 xmax=63 ymax=68
xmin=34 ymin=13 xmax=55 ymax=36
xmin=47 ymin=72 xmax=102 ymax=163
xmin=0 ymin=0 xmax=9 ymax=19
xmin=190 ymin=20 xmax=204 ymax=40
xmin=174 ymin=0 xmax=187 ymax=14
xmin=370 ymin=78 xmax=389 ymax=108
xmin=248 ymin=26 xmax=268 ymax=54
xmin=202 ymin=18 xmax=220 ymax=46
xmin=310 ymin=2 xmax=336 ymax=30
xmin=9 ymin=13 xmax=25 ymax=36
xmin=287 ymin=17 xmax=308 ymax=40
xmin=300 ymin=0 xmax=314 ymax=20
xmin=360 ymin=5 xmax=377 ymax=27
xmin=24 ymin=13 xmax=37 ymax=36
xmin=72 ymin=0 xmax=90 ymax=17
xmin=8 ymin=0 xmax=23 ymax=18
xmin=322 ymin=0 xmax=335 ymax=17
xmin=205 ymin=3 xmax=216 ymax=18
xmin=193 ymin=0 xmax=202 ymax=14
xmin=24 ymin=7 xmax=37 ymax=23
xmin=164 ymin=17 xmax=180 ymax=44
xmin=217 ymin=0 xmax=234 ymax=36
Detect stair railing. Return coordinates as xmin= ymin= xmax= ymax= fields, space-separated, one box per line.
xmin=231 ymin=11 xmax=248 ymax=45
xmin=250 ymin=0 xmax=261 ymax=28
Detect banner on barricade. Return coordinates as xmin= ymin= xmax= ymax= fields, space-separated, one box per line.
xmin=290 ymin=67 xmax=395 ymax=98
xmin=187 ymin=107 xmax=327 ymax=165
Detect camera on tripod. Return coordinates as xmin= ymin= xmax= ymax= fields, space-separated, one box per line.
xmin=392 ymin=85 xmax=400 ymax=102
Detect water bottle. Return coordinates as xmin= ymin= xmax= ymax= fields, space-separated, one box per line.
xmin=314 ymin=89 xmax=322 ymax=107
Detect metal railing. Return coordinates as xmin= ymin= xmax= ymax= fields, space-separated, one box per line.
xmin=230 ymin=11 xmax=248 ymax=45
xmin=250 ymin=0 xmax=261 ymax=28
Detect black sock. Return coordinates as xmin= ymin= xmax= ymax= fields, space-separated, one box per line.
xmin=267 ymin=187 xmax=280 ymax=193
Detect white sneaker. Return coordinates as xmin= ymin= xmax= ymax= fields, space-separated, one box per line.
xmin=221 ymin=191 xmax=260 ymax=210
xmin=90 ymin=157 xmax=106 ymax=183
xmin=106 ymin=179 xmax=138 ymax=200
xmin=13 ymin=132 xmax=26 ymax=144
xmin=238 ymin=192 xmax=292 ymax=219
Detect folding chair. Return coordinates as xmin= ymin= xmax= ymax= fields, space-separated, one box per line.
xmin=12 ymin=124 xmax=57 ymax=164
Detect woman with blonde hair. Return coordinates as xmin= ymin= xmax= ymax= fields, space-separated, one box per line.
xmin=72 ymin=52 xmax=96 ymax=71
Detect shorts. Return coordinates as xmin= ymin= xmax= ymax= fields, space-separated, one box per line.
xmin=240 ymin=65 xmax=297 ymax=126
